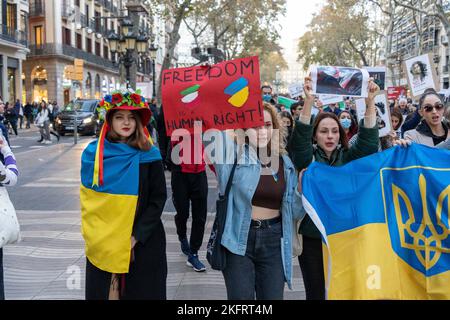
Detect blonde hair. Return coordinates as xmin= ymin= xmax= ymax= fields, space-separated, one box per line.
xmin=263 ymin=102 xmax=288 ymax=157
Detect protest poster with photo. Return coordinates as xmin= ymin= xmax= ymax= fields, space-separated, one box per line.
xmin=363 ymin=66 xmax=386 ymax=91
xmin=161 ymin=56 xmax=264 ymax=135
xmin=309 ymin=66 xmax=370 ymax=97
xmin=387 ymin=86 xmax=407 ymax=100
xmin=355 ymin=93 xmax=392 ymax=137
xmin=288 ymin=82 xmax=303 ymax=99
xmin=404 ymin=53 xmax=439 ymax=99
xmin=318 ymin=95 xmax=344 ymax=106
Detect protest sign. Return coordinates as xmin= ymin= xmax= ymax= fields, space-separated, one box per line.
xmin=387 ymin=86 xmax=407 ymax=100
xmin=277 ymin=96 xmax=297 ymax=110
xmin=288 ymin=82 xmax=303 ymax=99
xmin=161 ymin=56 xmax=264 ymax=135
xmin=318 ymin=95 xmax=344 ymax=106
xmin=355 ymin=93 xmax=392 ymax=137
xmin=364 ymin=66 xmax=386 ymax=90
xmin=309 ymin=66 xmax=370 ymax=97
xmin=404 ymin=53 xmax=439 ymax=99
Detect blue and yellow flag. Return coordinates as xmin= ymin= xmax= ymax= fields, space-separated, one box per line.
xmin=302 ymin=144 xmax=450 ymax=300
xmin=80 ymin=139 xmax=161 ymax=274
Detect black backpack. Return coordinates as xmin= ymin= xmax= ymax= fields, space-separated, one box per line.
xmin=48 ymin=107 xmax=55 ymax=122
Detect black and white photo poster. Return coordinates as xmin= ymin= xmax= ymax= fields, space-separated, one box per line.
xmin=363 ymin=66 xmax=386 ymax=91
xmin=355 ymin=93 xmax=392 ymax=137
xmin=404 ymin=53 xmax=439 ymax=98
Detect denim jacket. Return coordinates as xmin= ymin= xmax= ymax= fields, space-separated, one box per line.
xmin=204 ymin=130 xmax=306 ymax=289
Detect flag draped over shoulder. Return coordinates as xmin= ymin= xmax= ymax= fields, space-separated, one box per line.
xmin=301 ymin=144 xmax=450 ymax=300
xmin=80 ymin=139 xmax=161 ymax=274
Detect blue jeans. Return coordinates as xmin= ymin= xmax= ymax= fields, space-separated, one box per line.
xmin=222 ymin=221 xmax=285 ymax=300
xmin=0 ymin=248 xmax=4 ymax=300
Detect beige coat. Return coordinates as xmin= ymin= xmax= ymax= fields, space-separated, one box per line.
xmin=404 ymin=128 xmax=450 ymax=147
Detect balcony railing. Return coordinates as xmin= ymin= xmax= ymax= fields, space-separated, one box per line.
xmin=443 ymin=65 xmax=449 ymax=74
xmin=29 ymin=1 xmax=45 ymax=17
xmin=28 ymin=43 xmax=116 ymax=70
xmin=0 ymin=25 xmax=28 ymax=47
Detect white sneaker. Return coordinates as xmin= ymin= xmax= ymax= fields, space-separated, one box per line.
xmin=40 ymin=140 xmax=46 ymax=144
xmin=44 ymin=140 xmax=52 ymax=144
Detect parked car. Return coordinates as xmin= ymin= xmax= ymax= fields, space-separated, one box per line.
xmin=55 ymin=99 xmax=100 ymax=136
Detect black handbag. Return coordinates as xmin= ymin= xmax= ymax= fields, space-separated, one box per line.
xmin=206 ymin=157 xmax=238 ymax=271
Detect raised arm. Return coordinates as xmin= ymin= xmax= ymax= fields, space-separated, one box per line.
xmin=289 ymin=77 xmax=315 ymax=170
xmin=344 ymin=79 xmax=380 ymax=162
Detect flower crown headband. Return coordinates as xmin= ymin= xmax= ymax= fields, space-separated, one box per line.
xmin=97 ymin=89 xmax=149 ymax=120
xmin=92 ymin=89 xmax=152 ymax=187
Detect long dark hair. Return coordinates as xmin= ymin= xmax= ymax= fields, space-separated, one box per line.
xmin=313 ymin=112 xmax=349 ymax=150
xmin=106 ymin=109 xmax=151 ymax=151
xmin=418 ymin=88 xmax=442 ymax=109
xmin=390 ymin=108 xmax=404 ymax=131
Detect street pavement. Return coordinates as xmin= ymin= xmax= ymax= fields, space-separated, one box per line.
xmin=3 ymin=126 xmax=306 ymax=300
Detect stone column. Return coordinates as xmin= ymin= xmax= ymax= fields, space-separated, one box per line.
xmin=2 ymin=55 xmax=8 ymax=103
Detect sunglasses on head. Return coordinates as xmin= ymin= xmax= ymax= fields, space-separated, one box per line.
xmin=423 ymin=103 xmax=444 ymax=113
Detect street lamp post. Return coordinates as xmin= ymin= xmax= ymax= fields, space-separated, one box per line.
xmin=107 ymin=18 xmax=150 ymax=91
xmin=149 ymin=43 xmax=158 ymax=99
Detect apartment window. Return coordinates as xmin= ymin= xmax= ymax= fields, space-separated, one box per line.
xmin=103 ymin=45 xmax=108 ymax=59
xmin=95 ymin=42 xmax=100 ymax=56
xmin=95 ymin=11 xmax=101 ymax=33
xmin=34 ymin=26 xmax=43 ymax=46
xmin=75 ymin=0 xmax=80 ymax=7
xmin=6 ymin=3 xmax=17 ymax=35
xmin=86 ymin=37 xmax=92 ymax=53
xmin=76 ymin=33 xmax=82 ymax=50
xmin=86 ymin=5 xmax=90 ymax=20
xmin=62 ymin=27 xmax=71 ymax=46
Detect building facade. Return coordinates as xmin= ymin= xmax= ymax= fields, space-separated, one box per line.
xmin=0 ymin=0 xmax=29 ymax=104
xmin=24 ymin=0 xmax=155 ymax=106
xmin=384 ymin=3 xmax=449 ymax=91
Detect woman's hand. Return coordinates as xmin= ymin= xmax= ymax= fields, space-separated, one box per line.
xmin=393 ymin=139 xmax=412 ymax=148
xmin=303 ymin=77 xmax=315 ymax=103
xmin=131 ymin=236 xmax=137 ymax=249
xmin=297 ymin=169 xmax=306 ymax=194
xmin=365 ymin=78 xmax=380 ymax=105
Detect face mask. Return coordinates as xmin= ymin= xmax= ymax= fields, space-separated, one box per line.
xmin=340 ymin=118 xmax=352 ymax=129
xmin=263 ymin=94 xmax=272 ymax=102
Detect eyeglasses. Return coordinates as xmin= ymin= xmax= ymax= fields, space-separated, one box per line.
xmin=423 ymin=103 xmax=444 ymax=113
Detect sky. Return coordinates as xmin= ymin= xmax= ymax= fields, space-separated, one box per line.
xmin=177 ymin=0 xmax=326 ymax=67
xmin=279 ymin=0 xmax=325 ymax=67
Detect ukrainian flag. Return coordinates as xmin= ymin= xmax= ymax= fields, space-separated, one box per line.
xmin=80 ymin=139 xmax=161 ymax=274
xmin=301 ymin=144 xmax=450 ymax=300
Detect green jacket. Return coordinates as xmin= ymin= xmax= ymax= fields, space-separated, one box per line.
xmin=290 ymin=119 xmax=380 ymax=238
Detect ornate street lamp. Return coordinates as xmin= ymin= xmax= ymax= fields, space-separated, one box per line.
xmin=149 ymin=43 xmax=158 ymax=99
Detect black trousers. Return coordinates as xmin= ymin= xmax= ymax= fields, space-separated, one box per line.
xmin=298 ymin=236 xmax=325 ymax=300
xmin=0 ymin=248 xmax=4 ymax=300
xmin=171 ymin=170 xmax=208 ymax=254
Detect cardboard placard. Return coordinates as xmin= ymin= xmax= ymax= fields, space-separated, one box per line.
xmin=288 ymin=82 xmax=303 ymax=99
xmin=318 ymin=95 xmax=344 ymax=106
xmin=363 ymin=66 xmax=386 ymax=91
xmin=277 ymin=96 xmax=297 ymax=110
xmin=309 ymin=66 xmax=370 ymax=97
xmin=355 ymin=92 xmax=392 ymax=137
xmin=387 ymin=86 xmax=407 ymax=100
xmin=161 ymin=56 xmax=264 ymax=135
xmin=404 ymin=53 xmax=439 ymax=99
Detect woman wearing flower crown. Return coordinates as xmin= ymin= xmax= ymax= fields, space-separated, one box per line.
xmin=80 ymin=90 xmax=167 ymax=300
